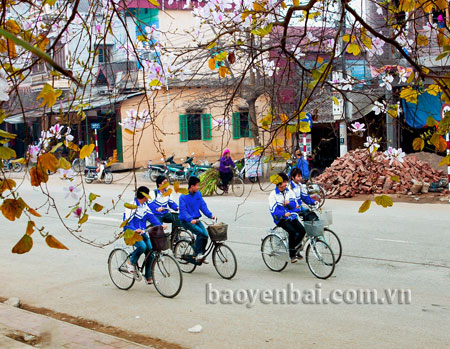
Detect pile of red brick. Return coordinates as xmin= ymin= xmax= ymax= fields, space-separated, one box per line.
xmin=315 ymin=149 xmax=445 ymax=198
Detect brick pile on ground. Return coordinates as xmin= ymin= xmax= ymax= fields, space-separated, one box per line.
xmin=315 ymin=149 xmax=445 ymax=198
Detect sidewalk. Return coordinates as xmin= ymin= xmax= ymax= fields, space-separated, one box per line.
xmin=0 ymin=303 xmax=151 ymax=348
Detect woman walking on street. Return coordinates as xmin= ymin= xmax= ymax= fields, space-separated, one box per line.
xmin=219 ymin=149 xmax=235 ymax=194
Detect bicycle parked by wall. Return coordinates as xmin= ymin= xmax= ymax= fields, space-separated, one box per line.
xmin=108 ymin=227 xmax=183 ymax=298
xmin=173 ymin=219 xmax=237 ymax=280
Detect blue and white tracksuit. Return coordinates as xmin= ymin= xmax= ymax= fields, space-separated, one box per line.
xmin=148 ymin=189 xmax=178 ymax=219
xmin=269 ymin=187 xmax=305 ymax=258
xmin=290 ymin=180 xmax=316 ymax=213
xmin=123 ymin=198 xmax=161 ymax=279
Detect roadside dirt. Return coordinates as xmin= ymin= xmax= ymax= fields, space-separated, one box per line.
xmin=0 ymin=297 xmax=184 ymax=349
xmin=344 ymin=192 xmax=450 ymax=204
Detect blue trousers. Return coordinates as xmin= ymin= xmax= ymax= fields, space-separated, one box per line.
xmin=130 ymin=234 xmax=153 ymax=279
xmin=181 ymin=221 xmax=208 ymax=255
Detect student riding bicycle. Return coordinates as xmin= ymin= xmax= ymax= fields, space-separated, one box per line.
xmin=269 ymin=172 xmax=305 ymax=263
xmin=123 ymin=186 xmax=166 ymax=285
xmin=148 ymin=175 xmax=181 ymax=245
xmin=289 ymin=168 xmax=318 ymax=220
xmin=179 ymin=176 xmax=216 ymax=263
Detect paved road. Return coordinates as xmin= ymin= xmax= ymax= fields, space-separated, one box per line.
xmin=0 ymin=175 xmax=449 ymax=348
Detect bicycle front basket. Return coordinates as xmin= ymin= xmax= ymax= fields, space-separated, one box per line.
xmin=303 ymin=220 xmax=324 ymax=237
xmin=207 ymin=222 xmax=228 ymax=241
xmin=149 ymin=226 xmax=170 ymax=251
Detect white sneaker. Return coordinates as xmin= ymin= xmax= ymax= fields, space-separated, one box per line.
xmin=195 ymin=253 xmax=205 ymax=261
xmin=126 ymin=261 xmax=135 ymax=273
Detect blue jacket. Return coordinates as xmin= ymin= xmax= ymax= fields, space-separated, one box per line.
xmin=179 ymin=191 xmax=213 ymax=223
xmin=296 ymin=157 xmax=309 ymax=180
xmin=268 ymin=187 xmax=298 ymax=224
xmin=148 ymin=189 xmax=178 ymax=218
xmin=290 ymin=180 xmax=315 ymax=212
xmin=123 ymin=198 xmax=161 ymax=231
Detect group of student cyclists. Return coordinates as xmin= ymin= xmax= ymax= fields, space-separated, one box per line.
xmin=122 ymin=149 xmax=317 ymax=284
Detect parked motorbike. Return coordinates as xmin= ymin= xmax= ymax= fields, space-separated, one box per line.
xmin=147 ymin=156 xmax=182 ymax=182
xmin=84 ymin=161 xmax=113 ymax=184
xmin=2 ymin=159 xmax=23 ymax=172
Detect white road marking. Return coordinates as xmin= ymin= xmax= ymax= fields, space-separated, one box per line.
xmin=89 ymin=216 xmax=122 ymax=223
xmin=374 ymin=238 xmax=410 ymax=243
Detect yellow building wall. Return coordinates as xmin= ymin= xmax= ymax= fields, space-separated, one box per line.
xmin=119 ymin=87 xmax=269 ymax=168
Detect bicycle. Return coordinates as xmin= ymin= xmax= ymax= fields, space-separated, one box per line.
xmin=173 ymin=219 xmax=238 ymax=280
xmin=215 ymin=168 xmax=244 ymax=197
xmin=108 ymin=230 xmax=183 ymax=298
xmin=261 ymin=213 xmax=337 ymax=279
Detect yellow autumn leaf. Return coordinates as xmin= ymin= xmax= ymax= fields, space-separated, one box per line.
xmin=272 ymin=138 xmax=283 ymax=148
xmin=299 ymin=121 xmax=311 ymax=133
xmin=12 ymin=234 xmax=33 ymax=254
xmin=66 ymin=141 xmax=80 ymax=152
xmin=28 ymin=208 xmax=41 ymax=217
xmin=347 ymin=43 xmax=361 ymax=56
xmin=436 ymin=136 xmax=447 ymax=152
xmin=417 ymin=34 xmax=429 ymax=47
xmin=427 ymin=84 xmax=441 ymax=96
xmin=78 ymin=213 xmax=88 ymax=224
xmin=163 ymin=188 xmax=173 ymax=197
xmin=124 ymin=231 xmax=143 ymax=246
xmin=160 ymin=181 xmax=170 ymax=190
xmin=280 ymin=152 xmax=291 ymax=160
xmin=45 ymin=235 xmax=69 ymax=250
xmin=435 ymin=0 xmax=447 ymax=10
xmin=58 ymin=157 xmax=71 ymax=170
xmin=253 ymin=1 xmax=265 ymax=11
xmin=38 ymin=152 xmax=59 ymax=172
xmin=358 ymin=200 xmax=371 ymax=213
xmin=218 ymin=66 xmax=230 ymax=78
xmin=177 ymin=188 xmax=189 ymax=195
xmin=37 ymin=34 xmax=49 ymax=52
xmin=406 ymin=72 xmax=415 ymax=84
xmin=317 ymin=56 xmax=324 ymax=64
xmin=270 ymin=174 xmax=283 ymax=185
xmin=0 ymin=198 xmax=26 ymax=221
xmin=36 ymin=83 xmax=62 ymax=108
xmin=293 ymin=0 xmax=299 ymax=5
xmin=92 ymin=203 xmax=104 ymax=212
xmin=332 ymin=96 xmax=339 ymax=105
xmin=400 ymin=87 xmax=418 ymax=104
xmin=438 ymin=154 xmax=450 ymax=166
xmin=120 ymin=219 xmax=129 ymax=229
xmin=80 ymin=144 xmax=95 ymax=159
xmin=412 ymin=137 xmax=424 ymax=151
xmin=5 ymin=19 xmax=21 ymax=34
xmin=124 ymin=203 xmax=138 ymax=209
xmin=174 ymin=181 xmax=180 ymax=192
xmin=26 ymin=221 xmax=35 ymax=236
xmin=0 ymin=146 xmax=16 ymax=160
xmin=374 ymin=195 xmax=393 ymax=208
xmin=399 ymin=0 xmax=415 ymax=12
xmin=0 ymin=179 xmax=16 ymax=193
xmin=30 ymin=166 xmax=49 ymax=186
xmin=391 ymin=176 xmax=400 ymax=182
xmin=147 ymin=0 xmax=160 ymax=6
xmin=208 ymin=58 xmax=216 ymax=70
xmin=206 ymin=41 xmax=217 ymax=50
xmin=215 ymin=51 xmax=228 ymax=62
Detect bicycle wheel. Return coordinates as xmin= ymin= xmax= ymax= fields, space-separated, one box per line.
xmin=104 ymin=171 xmax=113 ymax=184
xmin=72 ymin=159 xmax=83 ymax=173
xmin=214 ymin=181 xmax=224 ymax=196
xmin=212 ymin=243 xmax=237 ymax=279
xmin=261 ymin=234 xmax=288 ymax=272
xmin=85 ymin=176 xmax=94 ymax=184
xmin=309 ymin=168 xmax=321 ymax=180
xmin=12 ymin=162 xmax=23 ymax=172
xmin=108 ymin=249 xmax=135 ymax=290
xmin=173 ymin=239 xmax=197 ymax=273
xmin=320 ymin=228 xmax=342 ymax=264
xmin=231 ymin=177 xmax=244 ymax=197
xmin=306 ymin=239 xmax=335 ymax=279
xmin=151 ymin=254 xmax=183 ymax=298
xmin=308 ymin=184 xmax=326 ymax=208
xmin=177 ymin=228 xmax=194 ymax=242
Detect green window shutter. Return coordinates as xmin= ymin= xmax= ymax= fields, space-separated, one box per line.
xmin=248 ymin=113 xmax=252 ymax=138
xmin=202 ymin=114 xmax=212 ymax=140
xmin=179 ymin=114 xmax=188 ymax=142
xmin=232 ymin=112 xmax=240 ymax=139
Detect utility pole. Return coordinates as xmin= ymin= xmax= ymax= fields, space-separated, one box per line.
xmin=337 ymin=0 xmax=348 ymax=156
